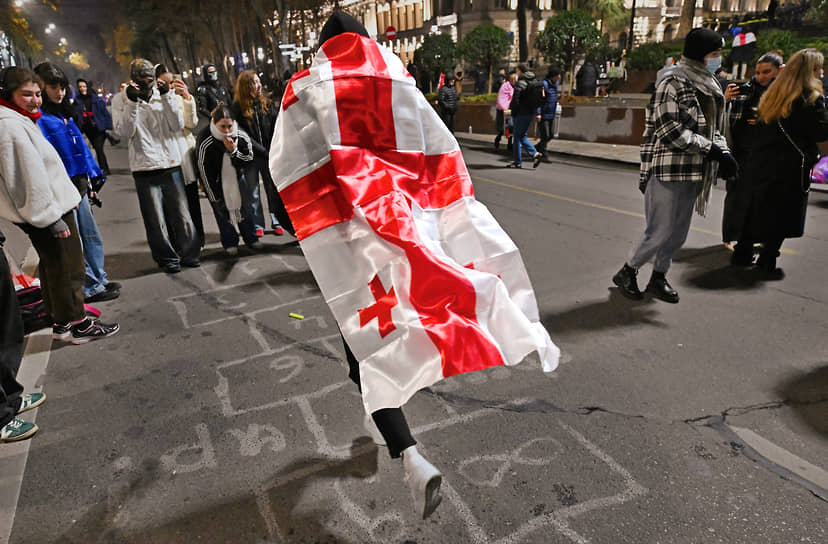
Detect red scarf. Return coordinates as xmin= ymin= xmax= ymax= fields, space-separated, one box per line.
xmin=0 ymin=97 xmax=42 ymax=123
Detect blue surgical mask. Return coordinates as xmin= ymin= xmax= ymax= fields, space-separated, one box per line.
xmin=706 ymin=56 xmax=722 ymax=74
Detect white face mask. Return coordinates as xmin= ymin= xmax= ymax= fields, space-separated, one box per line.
xmin=706 ymin=56 xmax=722 ymax=74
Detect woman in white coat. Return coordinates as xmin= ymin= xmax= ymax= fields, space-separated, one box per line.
xmin=0 ymin=67 xmax=118 ymax=344
xmin=155 ymin=64 xmax=204 ymax=247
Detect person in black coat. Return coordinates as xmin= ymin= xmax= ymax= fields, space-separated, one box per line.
xmin=74 ymin=78 xmax=113 ymax=174
xmin=196 ymin=64 xmax=232 ymax=123
xmin=575 ymin=60 xmax=598 ymax=97
xmin=743 ymin=48 xmax=828 ymax=277
xmin=722 ymin=51 xmax=784 ymax=266
xmin=196 ymin=104 xmax=261 ymax=254
xmin=437 ymin=74 xmax=458 ymax=133
xmin=231 ymin=69 xmax=293 ymax=236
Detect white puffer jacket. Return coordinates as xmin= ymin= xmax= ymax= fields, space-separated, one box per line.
xmin=0 ymin=106 xmax=81 ymax=228
xmin=115 ymin=88 xmax=185 ymax=173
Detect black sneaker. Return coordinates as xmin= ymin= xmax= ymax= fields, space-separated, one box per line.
xmin=181 ymin=260 xmax=201 ymax=268
xmin=161 ymin=262 xmax=181 ymax=274
xmin=53 ymin=322 xmax=72 ymax=341
xmin=84 ymin=285 xmax=121 ymax=303
xmin=533 ymin=153 xmax=543 ymax=168
xmin=506 ymin=162 xmax=522 ymax=168
xmin=70 ymin=318 xmax=120 ymax=344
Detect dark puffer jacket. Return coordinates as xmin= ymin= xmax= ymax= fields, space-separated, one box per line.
xmin=437 ymin=83 xmax=458 ymax=114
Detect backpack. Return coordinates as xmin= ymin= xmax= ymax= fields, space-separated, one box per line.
xmin=523 ymin=80 xmax=546 ymax=111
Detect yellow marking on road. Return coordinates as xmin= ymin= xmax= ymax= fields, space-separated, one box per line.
xmin=471 ymin=174 xmax=799 ymax=256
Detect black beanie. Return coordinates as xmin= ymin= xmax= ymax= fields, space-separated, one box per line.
xmin=683 ymin=28 xmax=724 ymax=62
xmin=319 ymin=11 xmax=369 ymax=46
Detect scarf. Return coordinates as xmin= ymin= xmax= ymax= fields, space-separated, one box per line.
xmin=209 ymin=120 xmax=243 ymax=224
xmin=41 ymin=96 xmax=78 ymax=123
xmin=0 ymin=98 xmax=42 ymax=123
xmin=660 ymin=57 xmax=725 ymax=216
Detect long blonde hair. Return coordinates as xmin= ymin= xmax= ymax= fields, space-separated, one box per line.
xmin=233 ymin=69 xmax=269 ymax=120
xmin=758 ymin=48 xmax=824 ymax=124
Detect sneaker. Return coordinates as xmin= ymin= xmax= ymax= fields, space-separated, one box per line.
xmin=84 ymin=286 xmax=120 ymax=303
xmin=18 ymin=392 xmax=46 ymax=414
xmin=70 ymin=318 xmax=119 ymax=344
xmin=106 ymin=282 xmax=122 ymax=292
xmin=506 ymin=162 xmax=522 ymax=168
xmin=255 ymin=228 xmax=264 ymax=238
xmin=225 ymin=247 xmax=239 ymax=256
xmin=181 ymin=260 xmax=201 ymax=268
xmin=53 ymin=322 xmax=72 ymax=341
xmin=161 ymin=262 xmax=181 ymax=274
xmin=533 ymin=153 xmax=543 ymax=168
xmin=1 ymin=418 xmax=38 ymax=442
xmin=402 ymin=446 xmax=442 ymax=519
xmin=248 ymin=242 xmax=263 ymax=250
xmin=273 ymin=226 xmax=285 ymax=236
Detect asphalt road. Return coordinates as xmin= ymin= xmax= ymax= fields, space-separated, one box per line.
xmin=3 ymin=142 xmax=827 ymax=543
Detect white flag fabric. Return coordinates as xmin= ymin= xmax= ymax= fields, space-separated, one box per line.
xmin=270 ymin=33 xmax=559 ymax=413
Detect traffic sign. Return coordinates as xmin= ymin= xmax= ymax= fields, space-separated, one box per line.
xmin=385 ymin=26 xmax=397 ymax=40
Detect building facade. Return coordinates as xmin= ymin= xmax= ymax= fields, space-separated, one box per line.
xmin=340 ymin=1 xmax=768 ymax=65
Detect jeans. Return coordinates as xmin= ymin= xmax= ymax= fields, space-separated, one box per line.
xmin=254 ymin=157 xmax=294 ymax=236
xmin=208 ymin=171 xmax=260 ymax=248
xmin=19 ymin=213 xmax=86 ymax=323
xmin=512 ymin=114 xmax=538 ymax=165
xmin=0 ymin=249 xmax=24 ymax=429
xmin=74 ymin=194 xmax=108 ymax=298
xmin=537 ymin=118 xmax=555 ymax=154
xmin=134 ymin=168 xmax=200 ymax=267
xmin=185 ymin=181 xmax=205 ymax=248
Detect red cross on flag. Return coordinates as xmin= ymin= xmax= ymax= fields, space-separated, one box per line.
xmin=270 ymin=33 xmax=559 ymax=413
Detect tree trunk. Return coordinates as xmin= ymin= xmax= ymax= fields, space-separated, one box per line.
xmin=517 ymin=0 xmax=528 ymax=62
xmin=161 ymin=32 xmax=181 ymax=74
xmin=677 ymin=0 xmax=696 ymax=39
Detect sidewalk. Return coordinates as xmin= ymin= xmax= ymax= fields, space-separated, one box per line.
xmin=455 ymin=131 xmax=640 ymax=165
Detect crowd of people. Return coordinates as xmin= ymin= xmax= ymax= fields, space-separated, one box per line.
xmin=0 ymin=13 xmax=826 ymax=524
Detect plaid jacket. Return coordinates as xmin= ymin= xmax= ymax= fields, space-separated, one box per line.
xmin=639 ymin=74 xmax=727 ymax=184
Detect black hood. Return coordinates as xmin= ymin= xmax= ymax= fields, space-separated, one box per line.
xmin=319 ymin=11 xmax=369 ymax=46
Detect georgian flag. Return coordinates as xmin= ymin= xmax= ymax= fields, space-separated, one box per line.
xmin=270 ymin=33 xmax=559 ymax=414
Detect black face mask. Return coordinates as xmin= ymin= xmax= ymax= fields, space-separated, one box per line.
xmin=136 ymin=79 xmax=155 ymax=92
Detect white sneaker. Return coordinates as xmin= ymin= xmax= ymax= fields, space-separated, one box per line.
xmin=363 ymin=413 xmax=386 ymax=446
xmin=402 ymin=445 xmax=442 ymax=519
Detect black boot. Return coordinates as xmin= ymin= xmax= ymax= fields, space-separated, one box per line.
xmin=755 ymin=250 xmax=784 ymax=280
xmin=645 ymin=271 xmax=679 ymax=303
xmin=613 ymin=264 xmax=643 ymax=300
xmin=730 ymin=242 xmax=754 ymax=267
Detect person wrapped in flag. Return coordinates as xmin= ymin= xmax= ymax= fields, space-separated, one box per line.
xmin=270 ymin=11 xmax=560 ymax=520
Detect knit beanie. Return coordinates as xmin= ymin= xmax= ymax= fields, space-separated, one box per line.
xmin=319 ymin=11 xmax=369 ymax=46
xmin=683 ymin=28 xmax=724 ymax=62
xmin=130 ymin=59 xmax=155 ymax=81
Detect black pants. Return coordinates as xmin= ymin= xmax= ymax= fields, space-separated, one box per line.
xmin=185 ymin=181 xmax=205 ymax=248
xmin=537 ymin=118 xmax=555 ymax=154
xmin=343 ymin=338 xmax=416 ymax=458
xmin=0 ymin=249 xmax=24 ymax=429
xmin=441 ymin=111 xmax=456 ymax=134
xmin=255 ymin=157 xmax=294 ymax=235
xmin=86 ymin=129 xmax=110 ymax=174
xmin=19 ymin=213 xmax=86 ymax=324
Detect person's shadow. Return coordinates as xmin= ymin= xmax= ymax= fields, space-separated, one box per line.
xmin=44 ymin=438 xmax=379 ymax=544
xmin=776 ymin=365 xmax=828 ymax=439
xmin=675 ymin=244 xmax=762 ymax=291
xmin=542 ymin=289 xmax=663 ymax=336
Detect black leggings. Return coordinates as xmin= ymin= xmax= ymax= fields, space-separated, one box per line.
xmin=343 ymin=337 xmax=416 ymax=458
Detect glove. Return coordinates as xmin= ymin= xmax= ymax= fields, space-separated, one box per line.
xmin=90 ymin=176 xmax=106 ymax=193
xmin=157 ymin=80 xmax=170 ymax=95
xmin=126 ymin=85 xmax=141 ymax=102
xmin=709 ymin=144 xmax=740 ymax=180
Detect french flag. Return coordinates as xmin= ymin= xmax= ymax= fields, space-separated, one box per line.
xmin=270 ymin=33 xmax=559 ymax=413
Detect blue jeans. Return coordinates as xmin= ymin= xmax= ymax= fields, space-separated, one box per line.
xmin=512 ymin=114 xmax=538 ymax=165
xmin=74 ymin=194 xmax=108 ymax=297
xmin=209 ymin=170 xmax=260 ymax=248
xmin=134 ymin=168 xmax=200 ymax=267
